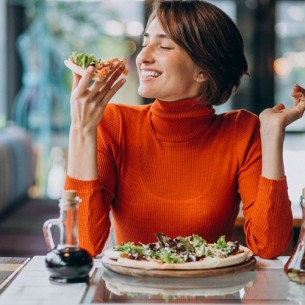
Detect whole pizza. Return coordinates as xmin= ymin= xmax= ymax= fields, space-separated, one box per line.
xmin=103 ymin=233 xmax=253 ymax=270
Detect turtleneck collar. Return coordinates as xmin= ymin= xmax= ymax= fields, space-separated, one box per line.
xmin=149 ymin=96 xmax=215 ymax=143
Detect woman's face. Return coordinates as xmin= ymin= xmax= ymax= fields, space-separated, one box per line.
xmin=136 ymin=18 xmax=203 ymax=101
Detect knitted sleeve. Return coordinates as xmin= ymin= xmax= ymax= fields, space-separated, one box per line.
xmin=64 ymin=176 xmax=112 ymax=257
xmin=64 ymin=104 xmax=120 ymax=257
xmin=236 ymin=110 xmax=293 ymax=258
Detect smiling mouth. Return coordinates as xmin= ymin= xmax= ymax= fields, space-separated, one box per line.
xmin=141 ymin=70 xmax=162 ymax=80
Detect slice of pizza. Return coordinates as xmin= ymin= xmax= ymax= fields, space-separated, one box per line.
xmin=103 ymin=233 xmax=253 ymax=270
xmin=64 ymin=51 xmax=128 ymax=81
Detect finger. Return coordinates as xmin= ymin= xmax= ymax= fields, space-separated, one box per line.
xmin=89 ymin=61 xmax=122 ymax=95
xmin=100 ymin=78 xmax=126 ymax=107
xmin=90 ymin=78 xmax=106 ymax=95
xmin=273 ymin=104 xmax=285 ymax=111
xmin=292 ymin=94 xmax=302 ymax=105
xmin=293 ymin=84 xmax=301 ymax=91
xmin=105 ymin=64 xmax=124 ymax=87
xmin=92 ymin=69 xmax=124 ymax=101
xmin=295 ymin=100 xmax=305 ymax=112
xmin=291 ymin=90 xmax=303 ymax=99
xmin=287 ymin=102 xmax=305 ymax=120
xmin=291 ymin=84 xmax=305 ymax=98
xmin=292 ymin=93 xmax=305 ymax=105
xmin=77 ymin=66 xmax=95 ymax=93
xmin=295 ymin=84 xmax=305 ymax=93
xmin=72 ymin=72 xmax=81 ymax=91
xmin=289 ymin=107 xmax=305 ymax=124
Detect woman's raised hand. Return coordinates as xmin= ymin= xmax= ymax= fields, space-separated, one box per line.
xmin=259 ymin=84 xmax=305 ymax=179
xmin=69 ymin=61 xmax=126 ymax=134
xmin=259 ymin=84 xmax=305 ymax=131
xmin=291 ymin=84 xmax=305 ymax=105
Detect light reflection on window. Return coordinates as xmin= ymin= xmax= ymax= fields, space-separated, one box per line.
xmin=210 ymin=1 xmax=236 ymax=114
xmin=275 ymin=1 xmax=305 ymax=130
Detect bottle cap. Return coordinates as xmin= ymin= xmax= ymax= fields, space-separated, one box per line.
xmin=62 ymin=190 xmax=77 ymax=201
xmin=60 ymin=190 xmax=81 ymax=210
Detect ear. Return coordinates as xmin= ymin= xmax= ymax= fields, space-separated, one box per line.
xmin=194 ymin=72 xmax=206 ymax=83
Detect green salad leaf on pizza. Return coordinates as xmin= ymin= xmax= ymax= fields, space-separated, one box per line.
xmin=113 ymin=233 xmax=241 ymax=264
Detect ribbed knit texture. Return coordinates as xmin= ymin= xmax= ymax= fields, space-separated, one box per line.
xmin=65 ymin=97 xmax=293 ymax=258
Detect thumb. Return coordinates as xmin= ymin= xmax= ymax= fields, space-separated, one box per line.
xmin=273 ymin=103 xmax=285 ymax=111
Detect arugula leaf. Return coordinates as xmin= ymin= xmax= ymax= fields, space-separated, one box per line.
xmin=195 ymin=244 xmax=206 ymax=257
xmin=176 ymin=236 xmax=193 ymax=251
xmin=192 ymin=234 xmax=206 ymax=248
xmin=70 ymin=51 xmax=98 ymax=69
xmin=159 ymin=248 xmax=184 ymax=264
xmin=215 ymin=235 xmax=227 ymax=249
xmin=155 ymin=232 xmax=171 ymax=248
xmin=115 ymin=242 xmax=144 ymax=255
xmin=114 ymin=234 xmax=237 ymax=263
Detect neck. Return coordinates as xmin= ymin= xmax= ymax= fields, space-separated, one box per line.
xmin=149 ymin=96 xmax=215 ymax=142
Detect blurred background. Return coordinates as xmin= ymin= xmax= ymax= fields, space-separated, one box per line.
xmin=0 ymin=0 xmax=305 ymax=257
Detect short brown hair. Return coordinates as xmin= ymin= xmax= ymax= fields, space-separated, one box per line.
xmin=147 ymin=0 xmax=248 ymax=105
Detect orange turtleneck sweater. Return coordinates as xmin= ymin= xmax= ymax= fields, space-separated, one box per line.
xmin=65 ymin=97 xmax=293 ymax=259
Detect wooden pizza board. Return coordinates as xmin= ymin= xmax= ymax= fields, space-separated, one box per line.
xmin=101 ymin=256 xmax=256 ymax=278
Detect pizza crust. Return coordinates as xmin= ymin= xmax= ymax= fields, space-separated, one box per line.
xmin=103 ymin=248 xmax=125 ymax=260
xmin=64 ymin=59 xmax=99 ymax=80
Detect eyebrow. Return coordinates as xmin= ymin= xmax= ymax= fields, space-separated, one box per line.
xmin=143 ymin=33 xmax=171 ymax=40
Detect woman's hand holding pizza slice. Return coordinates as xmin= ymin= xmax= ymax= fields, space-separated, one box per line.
xmin=66 ymin=51 xmax=128 ymax=132
xmin=64 ymin=51 xmax=128 ymax=81
xmin=66 ymin=51 xmax=128 ymax=180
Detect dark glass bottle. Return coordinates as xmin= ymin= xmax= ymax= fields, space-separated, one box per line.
xmin=43 ymin=190 xmax=93 ymax=284
xmin=284 ymin=188 xmax=305 ymax=284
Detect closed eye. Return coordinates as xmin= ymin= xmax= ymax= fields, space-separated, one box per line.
xmin=160 ymin=46 xmax=173 ymax=50
xmin=140 ymin=45 xmax=173 ymax=50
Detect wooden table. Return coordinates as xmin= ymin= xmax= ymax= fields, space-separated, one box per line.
xmin=0 ymin=256 xmax=303 ymax=304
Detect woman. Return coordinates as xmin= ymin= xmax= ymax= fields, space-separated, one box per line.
xmin=65 ymin=0 xmax=305 ymax=258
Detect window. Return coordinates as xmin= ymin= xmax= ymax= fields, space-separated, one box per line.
xmin=275 ymin=1 xmax=305 ymax=131
xmin=8 ymin=0 xmax=145 ymax=197
xmin=209 ymin=1 xmax=254 ymax=115
xmin=210 ymin=1 xmax=237 ymax=114
xmin=0 ymin=1 xmax=6 ymax=128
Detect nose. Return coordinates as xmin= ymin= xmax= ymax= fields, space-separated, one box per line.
xmin=136 ymin=45 xmax=155 ymax=66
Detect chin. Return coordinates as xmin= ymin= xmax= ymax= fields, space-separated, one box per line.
xmin=138 ymin=89 xmax=155 ymax=99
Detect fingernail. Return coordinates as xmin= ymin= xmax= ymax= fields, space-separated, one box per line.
xmin=88 ymin=66 xmax=95 ymax=73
